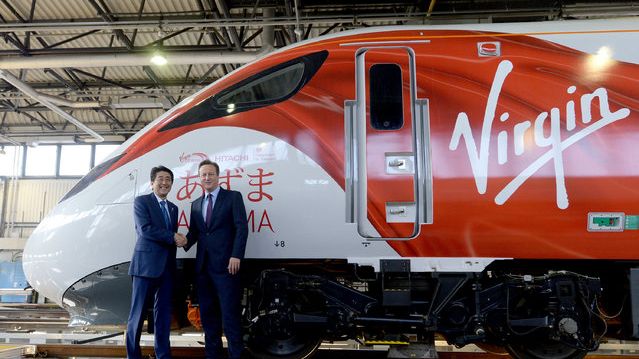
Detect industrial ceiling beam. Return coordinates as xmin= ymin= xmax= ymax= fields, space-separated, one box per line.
xmin=0 ymin=79 xmax=208 ymax=91
xmin=0 ymin=50 xmax=259 ymax=69
xmin=0 ymin=101 xmax=169 ymax=112
xmin=0 ymin=45 xmax=236 ymax=56
xmin=0 ymin=13 xmax=30 ymax=55
xmin=42 ymin=30 xmax=101 ymax=50
xmin=0 ymin=8 xmax=581 ymax=33
xmin=0 ymin=69 xmax=104 ymax=141
xmin=213 ymin=0 xmax=243 ymax=51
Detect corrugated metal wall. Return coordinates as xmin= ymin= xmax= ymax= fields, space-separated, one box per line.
xmin=1 ymin=178 xmax=78 ymax=238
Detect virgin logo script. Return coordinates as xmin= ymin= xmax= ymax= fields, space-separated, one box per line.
xmin=449 ymin=60 xmax=630 ymax=209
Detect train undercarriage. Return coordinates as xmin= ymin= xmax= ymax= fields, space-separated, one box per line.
xmin=233 ymin=260 xmax=636 ymax=359
xmin=60 ymin=259 xmax=637 ymax=359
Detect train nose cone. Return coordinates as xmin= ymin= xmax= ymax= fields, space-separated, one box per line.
xmin=22 ymin=206 xmax=74 ymax=304
xmin=22 ymin=168 xmax=138 ymax=325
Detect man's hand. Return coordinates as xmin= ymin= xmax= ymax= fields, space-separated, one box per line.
xmin=228 ymin=257 xmax=241 ymax=275
xmin=174 ymin=233 xmax=187 ymax=247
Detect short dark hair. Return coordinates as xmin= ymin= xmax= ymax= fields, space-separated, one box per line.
xmin=150 ymin=165 xmax=174 ymax=182
xmin=198 ymin=159 xmax=219 ymax=175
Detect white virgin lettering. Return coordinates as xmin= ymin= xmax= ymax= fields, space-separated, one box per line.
xmin=449 ymin=60 xmax=630 ymax=209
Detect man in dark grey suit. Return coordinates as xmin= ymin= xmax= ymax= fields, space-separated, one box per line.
xmin=184 ymin=159 xmax=248 ymax=359
xmin=127 ymin=166 xmax=186 ymax=359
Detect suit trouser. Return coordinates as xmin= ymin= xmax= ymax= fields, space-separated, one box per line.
xmin=198 ymin=270 xmax=243 ymax=359
xmin=126 ymin=270 xmax=173 ymax=359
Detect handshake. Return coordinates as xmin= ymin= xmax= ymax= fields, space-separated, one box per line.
xmin=174 ymin=233 xmax=187 ymax=247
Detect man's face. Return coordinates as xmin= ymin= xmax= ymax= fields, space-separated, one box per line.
xmin=151 ymin=171 xmax=173 ymax=199
xmin=199 ymin=164 xmax=219 ymax=193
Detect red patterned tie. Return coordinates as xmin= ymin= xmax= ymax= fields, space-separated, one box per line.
xmin=205 ymin=194 xmax=213 ymax=227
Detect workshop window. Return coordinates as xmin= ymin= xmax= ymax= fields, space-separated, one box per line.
xmin=60 ymin=145 xmax=91 ymax=176
xmin=0 ymin=146 xmax=23 ymax=177
xmin=94 ymin=144 xmax=120 ymax=165
xmin=25 ymin=145 xmax=57 ymax=176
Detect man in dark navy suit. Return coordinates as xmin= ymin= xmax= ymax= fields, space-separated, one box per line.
xmin=126 ymin=166 xmax=186 ymax=359
xmin=184 ymin=159 xmax=248 ymax=359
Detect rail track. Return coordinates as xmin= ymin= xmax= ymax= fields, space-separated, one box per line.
xmin=0 ymin=304 xmax=69 ymax=331
xmin=2 ymin=305 xmax=639 ymax=358
xmin=14 ymin=343 xmax=639 ymax=358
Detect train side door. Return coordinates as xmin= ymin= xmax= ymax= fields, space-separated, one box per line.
xmin=345 ymin=46 xmax=432 ymax=239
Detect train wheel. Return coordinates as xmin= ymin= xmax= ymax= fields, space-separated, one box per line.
xmin=506 ymin=340 xmax=587 ymax=359
xmin=246 ymin=331 xmax=322 ymax=359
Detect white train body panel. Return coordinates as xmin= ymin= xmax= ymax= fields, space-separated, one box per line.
xmin=24 ymin=127 xmax=397 ymax=304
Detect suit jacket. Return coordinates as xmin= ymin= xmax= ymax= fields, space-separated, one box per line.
xmin=185 ymin=188 xmax=248 ymax=273
xmin=129 ymin=192 xmax=179 ymax=278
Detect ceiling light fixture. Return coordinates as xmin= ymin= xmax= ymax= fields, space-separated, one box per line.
xmin=150 ymin=51 xmax=168 ymax=66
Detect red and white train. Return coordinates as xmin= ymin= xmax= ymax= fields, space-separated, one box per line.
xmin=23 ymin=17 xmax=639 ymax=359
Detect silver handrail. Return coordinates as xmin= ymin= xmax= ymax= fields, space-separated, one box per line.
xmin=415 ymin=98 xmax=433 ymax=224
xmin=344 ymin=100 xmax=356 ymax=224
xmin=344 ymin=46 xmax=433 ymax=239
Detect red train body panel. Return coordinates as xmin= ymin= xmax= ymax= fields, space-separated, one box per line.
xmin=109 ymin=27 xmax=639 ymax=260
